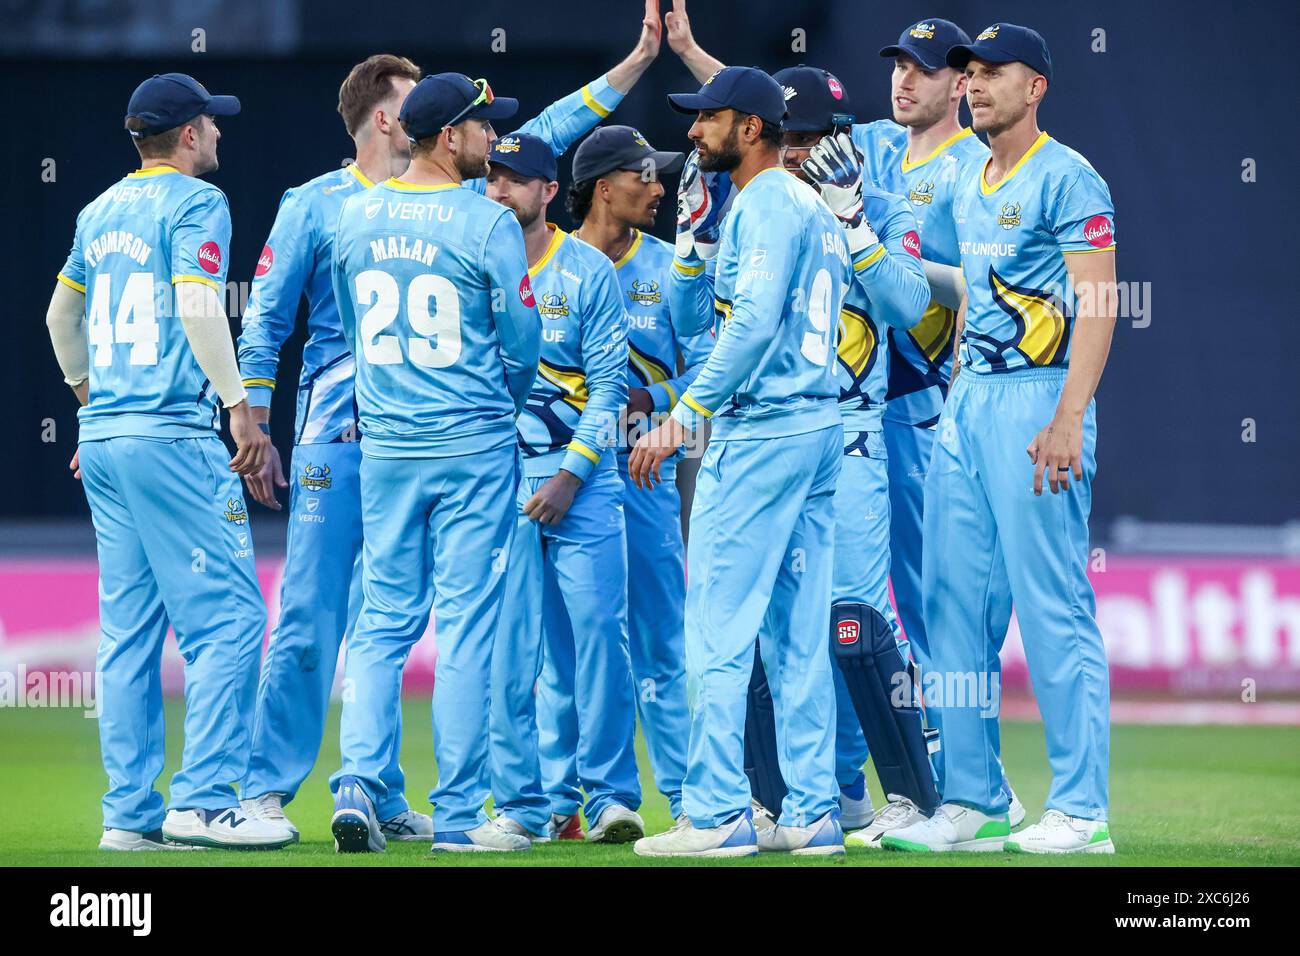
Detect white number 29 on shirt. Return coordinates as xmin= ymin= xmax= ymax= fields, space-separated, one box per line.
xmin=355 ymin=270 xmax=462 ymax=368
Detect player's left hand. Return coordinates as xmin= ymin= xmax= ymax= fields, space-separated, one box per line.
xmin=635 ymin=0 xmax=662 ymax=61
xmin=629 ymin=416 xmax=686 ymax=490
xmin=1027 ymin=414 xmax=1084 ymax=495
xmin=523 ymin=470 xmax=582 ymax=525
xmin=68 ymin=448 xmax=81 ymax=482
xmin=244 ymin=441 xmax=288 ymax=511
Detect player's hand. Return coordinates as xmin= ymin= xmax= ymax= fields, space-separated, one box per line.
xmin=523 ymin=470 xmax=582 ymax=525
xmin=665 ymin=0 xmax=696 ymax=56
xmin=69 ymin=448 xmax=82 ymax=482
xmin=675 ymin=149 xmax=734 ymax=261
xmin=244 ymin=441 xmax=288 ymax=510
xmin=227 ymin=402 xmax=271 ymax=477
xmin=635 ymin=0 xmax=662 ymax=61
xmin=1027 ymin=413 xmax=1084 ymax=495
xmin=802 ymin=132 xmax=879 ymax=255
xmin=629 ymin=417 xmax=686 ymax=490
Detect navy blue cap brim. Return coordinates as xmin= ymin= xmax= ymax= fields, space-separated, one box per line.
xmin=879 ymin=43 xmax=949 ymax=71
xmin=472 ymin=97 xmax=519 ymax=122
xmin=667 ymin=91 xmax=727 ymax=116
xmin=947 ymin=43 xmax=1020 ymax=71
xmin=645 ymin=150 xmax=685 ymax=174
xmin=205 ymin=94 xmax=241 ymax=116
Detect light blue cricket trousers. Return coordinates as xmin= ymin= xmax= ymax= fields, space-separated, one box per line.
xmin=923 ymin=367 xmax=1109 ymax=820
xmin=79 ymin=435 xmax=266 ymax=832
xmin=244 ymin=440 xmax=409 ymax=819
xmin=496 ymin=459 xmax=641 ymax=834
xmin=683 ymin=424 xmax=842 ymax=829
xmin=330 ymin=442 xmax=519 ymax=832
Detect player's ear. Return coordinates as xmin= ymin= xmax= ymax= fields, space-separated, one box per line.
xmin=544 ymin=180 xmax=560 ymax=205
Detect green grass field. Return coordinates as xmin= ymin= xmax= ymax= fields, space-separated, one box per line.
xmin=2 ymin=699 xmax=1297 ymax=866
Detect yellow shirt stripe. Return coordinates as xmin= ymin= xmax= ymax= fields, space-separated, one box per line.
xmin=172 ymin=274 xmax=222 ymax=290
xmin=853 ymin=245 xmax=887 ymax=271
xmin=56 ymin=273 xmax=86 ymax=294
xmin=567 ymin=440 xmax=600 ymax=464
xmin=673 ymin=258 xmax=705 ymax=276
xmin=242 ymin=377 xmax=277 ymax=390
xmin=682 ymin=394 xmax=713 ymax=417
xmin=581 ymin=85 xmax=611 ymax=119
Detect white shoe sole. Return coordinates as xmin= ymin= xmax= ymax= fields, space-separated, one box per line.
xmin=1007 ymin=838 xmax=1115 ymax=855
xmin=431 ymin=842 xmax=530 ymax=853
xmin=163 ymin=829 xmax=294 ymax=850
xmin=99 ymin=836 xmax=199 ymax=851
xmin=792 ymin=843 xmax=846 ymax=856
xmin=633 ymin=844 xmax=758 ymax=858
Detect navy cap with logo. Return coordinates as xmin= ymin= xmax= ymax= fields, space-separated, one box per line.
xmin=879 ymin=19 xmax=972 ymax=71
xmin=489 ymin=132 xmax=557 ymax=181
xmin=772 ymin=65 xmax=854 ymax=132
xmin=947 ymin=23 xmax=1053 ymax=82
xmin=667 ymin=65 xmax=787 ymax=128
xmin=124 ymin=73 xmax=240 ymax=139
xmin=571 ymin=125 xmax=684 ymax=183
xmin=399 ymin=73 xmax=519 ymax=143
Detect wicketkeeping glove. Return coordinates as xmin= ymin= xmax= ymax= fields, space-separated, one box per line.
xmin=801 ymin=131 xmax=880 ymax=257
xmin=675 ymin=149 xmax=735 ymax=262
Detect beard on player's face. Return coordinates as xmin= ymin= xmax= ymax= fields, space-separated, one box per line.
xmin=697 ymin=120 xmax=742 ymax=173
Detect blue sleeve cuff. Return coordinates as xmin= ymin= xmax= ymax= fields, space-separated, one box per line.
xmin=244 ymin=384 xmax=273 ymax=409
xmin=585 ymin=73 xmax=623 ymax=115
xmin=645 ymin=381 xmax=680 ymax=413
xmin=670 ymin=395 xmax=711 ymax=433
xmin=560 ymin=442 xmax=600 ymax=482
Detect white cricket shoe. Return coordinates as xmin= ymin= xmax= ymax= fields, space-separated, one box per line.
xmin=750 ymin=800 xmax=777 ymax=834
xmin=163 ymin=808 xmax=295 ymax=850
xmin=331 ymin=775 xmax=386 ymax=853
xmin=432 ymin=818 xmax=531 ymax=853
xmin=99 ymin=828 xmax=200 ymax=851
xmin=380 ymin=809 xmax=434 ymax=842
xmin=879 ymin=802 xmax=1010 ymax=853
xmin=840 ymin=785 xmax=875 ymax=831
xmin=241 ymin=792 xmax=299 ymax=843
xmin=845 ymin=794 xmax=927 ymax=849
xmin=587 ymin=804 xmax=645 ymax=844
xmin=634 ymin=811 xmax=758 ymax=858
xmin=1005 ymin=810 xmax=1114 ymax=854
xmin=757 ymin=811 xmax=845 ymax=856
xmin=1006 ymin=784 xmax=1026 ymax=829
xmin=495 ymin=814 xmax=554 ymax=843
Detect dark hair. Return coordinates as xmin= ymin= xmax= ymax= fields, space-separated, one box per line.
xmin=124 ymin=116 xmax=184 ymax=159
xmin=756 ymin=116 xmax=784 ymax=147
xmin=565 ymin=177 xmax=597 ymax=223
xmin=338 ymin=53 xmax=421 ymax=137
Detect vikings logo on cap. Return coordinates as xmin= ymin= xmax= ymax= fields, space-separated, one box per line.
xmin=998 ymin=201 xmax=1021 ymax=230
xmin=977 ymin=24 xmax=1001 ymax=41
xmin=631 ymin=129 xmax=649 ymax=147
xmin=910 ymin=22 xmax=937 ymax=39
xmin=494 ymin=135 xmax=522 ymax=153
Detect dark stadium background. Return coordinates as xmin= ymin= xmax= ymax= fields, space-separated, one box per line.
xmin=5 ymin=0 xmax=1298 ymax=537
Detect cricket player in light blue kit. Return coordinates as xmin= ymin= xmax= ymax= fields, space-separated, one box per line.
xmin=632 ymin=67 xmax=851 ymax=858
xmin=237 ymin=12 xmax=660 ymax=837
xmin=856 ymin=17 xmax=1025 ymax=828
xmin=328 ymin=73 xmax=541 ymax=854
xmin=484 ymin=133 xmax=641 ymax=844
xmin=884 ymin=25 xmax=1117 ymax=855
xmin=46 ymin=73 xmax=293 ymax=851
xmin=537 ymin=125 xmax=709 ymax=834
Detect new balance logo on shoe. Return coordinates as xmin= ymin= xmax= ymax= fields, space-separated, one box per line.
xmin=216 ymin=810 xmax=245 ymax=828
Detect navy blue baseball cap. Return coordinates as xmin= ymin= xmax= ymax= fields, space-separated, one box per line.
xmin=772 ymin=65 xmax=854 ymax=132
xmin=124 ymin=73 xmax=240 ymax=138
xmin=880 ymin=18 xmax=972 ymax=71
xmin=668 ymin=66 xmax=786 ymax=128
xmin=399 ymin=73 xmax=519 ymax=142
xmin=571 ymin=125 xmax=684 ymax=183
xmin=947 ymin=23 xmax=1053 ymax=82
xmin=489 ymin=132 xmax=557 ymax=181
